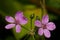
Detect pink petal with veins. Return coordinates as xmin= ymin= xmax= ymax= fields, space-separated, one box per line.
xmin=38 ymin=28 xmax=44 ymax=36
xmin=46 ymin=22 xmax=56 ymax=31
xmin=16 ymin=24 xmax=21 ymax=33
xmin=5 ymin=24 xmax=15 ymax=29
xmin=35 ymin=20 xmax=42 ymax=27
xmin=5 ymin=16 xmax=15 ymax=23
xmin=44 ymin=29 xmax=51 ymax=38
xmin=42 ymin=14 xmax=49 ymax=25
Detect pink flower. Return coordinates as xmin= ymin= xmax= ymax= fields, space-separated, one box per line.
xmin=35 ymin=14 xmax=56 ymax=38
xmin=5 ymin=11 xmax=28 ymax=33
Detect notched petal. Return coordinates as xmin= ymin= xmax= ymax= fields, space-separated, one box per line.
xmin=20 ymin=17 xmax=28 ymax=25
xmin=15 ymin=11 xmax=23 ymax=20
xmin=42 ymin=14 xmax=49 ymax=24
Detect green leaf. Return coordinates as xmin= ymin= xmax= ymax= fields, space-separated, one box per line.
xmin=23 ymin=5 xmax=36 ymax=10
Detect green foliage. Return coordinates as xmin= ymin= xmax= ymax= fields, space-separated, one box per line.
xmin=46 ymin=0 xmax=60 ymax=9
xmin=0 ymin=0 xmax=23 ymax=16
xmin=0 ymin=0 xmax=58 ymax=40
xmin=48 ymin=13 xmax=58 ymax=21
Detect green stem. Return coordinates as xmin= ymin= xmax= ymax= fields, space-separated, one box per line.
xmin=33 ymin=36 xmax=35 ymax=40
xmin=24 ymin=34 xmax=29 ymax=40
xmin=30 ymin=18 xmax=32 ymax=30
xmin=30 ymin=14 xmax=35 ymax=40
xmin=40 ymin=0 xmax=47 ymax=16
xmin=30 ymin=14 xmax=34 ymax=30
xmin=30 ymin=14 xmax=35 ymax=35
xmin=22 ymin=26 xmax=31 ymax=32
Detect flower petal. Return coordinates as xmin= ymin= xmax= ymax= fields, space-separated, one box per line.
xmin=5 ymin=16 xmax=15 ymax=23
xmin=46 ymin=22 xmax=56 ymax=31
xmin=20 ymin=17 xmax=28 ymax=25
xmin=44 ymin=29 xmax=51 ymax=38
xmin=42 ymin=14 xmax=49 ymax=25
xmin=38 ymin=28 xmax=43 ymax=36
xmin=16 ymin=24 xmax=21 ymax=33
xmin=35 ymin=20 xmax=42 ymax=27
xmin=5 ymin=24 xmax=15 ymax=29
xmin=15 ymin=11 xmax=23 ymax=20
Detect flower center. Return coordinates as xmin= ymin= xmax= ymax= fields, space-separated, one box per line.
xmin=15 ymin=20 xmax=20 ymax=25
xmin=23 ymin=17 xmax=27 ymax=21
xmin=42 ymin=24 xmax=46 ymax=29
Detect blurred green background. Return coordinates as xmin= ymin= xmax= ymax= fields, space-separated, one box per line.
xmin=0 ymin=0 xmax=60 ymax=40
